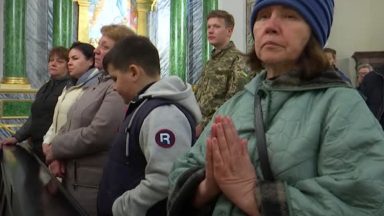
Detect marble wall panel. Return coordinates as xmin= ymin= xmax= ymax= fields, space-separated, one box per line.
xmin=187 ymin=0 xmax=203 ymax=84
xmin=149 ymin=0 xmax=171 ymax=78
xmin=153 ymin=0 xmax=204 ymax=83
xmin=0 ymin=0 xmax=4 ymax=80
xmin=0 ymin=119 xmax=28 ymax=138
xmin=26 ymin=0 xmax=50 ymax=89
xmin=0 ymin=92 xmax=35 ymax=138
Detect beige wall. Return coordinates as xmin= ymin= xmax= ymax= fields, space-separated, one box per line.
xmin=328 ymin=0 xmax=384 ymax=84
xmin=219 ymin=0 xmax=247 ymax=52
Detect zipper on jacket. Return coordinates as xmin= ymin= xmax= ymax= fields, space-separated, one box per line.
xmin=124 ymin=99 xmax=148 ymax=162
xmin=73 ymin=160 xmax=77 ymax=190
xmin=54 ymin=91 xmax=67 ymax=133
xmin=125 ymin=127 xmax=130 ymax=160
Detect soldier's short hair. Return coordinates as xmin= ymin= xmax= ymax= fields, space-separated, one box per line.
xmin=207 ymin=10 xmax=235 ymax=29
xmin=107 ymin=36 xmax=160 ymax=77
xmin=100 ymin=24 xmax=136 ymax=43
xmin=248 ymin=35 xmax=329 ymax=80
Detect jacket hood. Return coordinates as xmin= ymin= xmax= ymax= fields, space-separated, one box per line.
xmin=245 ymin=69 xmax=352 ymax=94
xmin=139 ymin=76 xmax=202 ymax=122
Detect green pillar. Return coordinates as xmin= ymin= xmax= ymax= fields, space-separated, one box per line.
xmin=170 ymin=0 xmax=187 ymax=80
xmin=67 ymin=1 xmax=74 ymax=45
xmin=3 ymin=0 xmax=28 ymax=84
xmin=202 ymin=0 xmax=218 ymax=62
xmin=53 ymin=0 xmax=74 ymax=47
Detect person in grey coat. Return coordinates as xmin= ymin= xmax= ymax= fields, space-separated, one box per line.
xmin=43 ymin=25 xmax=136 ymax=216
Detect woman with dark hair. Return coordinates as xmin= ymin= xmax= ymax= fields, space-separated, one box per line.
xmin=43 ymin=25 xmax=135 ymax=216
xmin=42 ymin=42 xmax=97 ymax=182
xmin=168 ymin=0 xmax=384 ymax=215
xmin=43 ymin=42 xmax=97 ymax=151
xmin=1 ymin=47 xmax=69 ymax=161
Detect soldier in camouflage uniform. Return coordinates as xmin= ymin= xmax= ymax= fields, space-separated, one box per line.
xmin=195 ymin=10 xmax=249 ymax=132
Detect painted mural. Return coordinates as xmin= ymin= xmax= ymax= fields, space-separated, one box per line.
xmin=88 ymin=0 xmax=138 ymax=46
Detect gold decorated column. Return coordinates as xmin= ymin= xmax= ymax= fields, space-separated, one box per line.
xmin=137 ymin=0 xmax=154 ymax=36
xmin=74 ymin=0 xmax=91 ymax=43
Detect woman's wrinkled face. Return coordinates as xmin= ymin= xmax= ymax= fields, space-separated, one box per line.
xmin=67 ymin=48 xmax=93 ymax=79
xmin=48 ymin=54 xmax=68 ymax=79
xmin=94 ymin=36 xmax=116 ymax=70
xmin=253 ymin=5 xmax=311 ymax=67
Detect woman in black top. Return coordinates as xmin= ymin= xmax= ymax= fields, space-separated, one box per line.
xmin=1 ymin=47 xmax=69 ymax=161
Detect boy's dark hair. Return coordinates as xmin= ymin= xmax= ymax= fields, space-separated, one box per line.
xmin=108 ymin=36 xmax=160 ymax=77
xmin=69 ymin=42 xmax=95 ymax=69
xmin=207 ymin=10 xmax=235 ymax=29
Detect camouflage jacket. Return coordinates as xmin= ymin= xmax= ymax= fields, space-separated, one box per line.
xmin=195 ymin=41 xmax=249 ymax=128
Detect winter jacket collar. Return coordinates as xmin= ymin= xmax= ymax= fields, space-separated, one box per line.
xmin=211 ymin=41 xmax=236 ymax=59
xmin=76 ymin=68 xmax=101 ymax=87
xmin=246 ymin=69 xmax=351 ymax=95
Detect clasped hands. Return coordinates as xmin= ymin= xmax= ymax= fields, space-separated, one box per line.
xmin=43 ymin=143 xmax=65 ymax=178
xmin=0 ymin=137 xmax=18 ymax=147
xmin=194 ymin=116 xmax=259 ymax=216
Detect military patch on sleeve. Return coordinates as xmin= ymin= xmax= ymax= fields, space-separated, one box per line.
xmin=155 ymin=129 xmax=176 ymax=148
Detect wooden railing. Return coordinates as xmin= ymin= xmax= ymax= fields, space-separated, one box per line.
xmin=0 ymin=144 xmax=88 ymax=216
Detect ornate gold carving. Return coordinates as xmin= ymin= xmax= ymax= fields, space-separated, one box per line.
xmin=74 ymin=0 xmax=91 ymax=42
xmin=137 ymin=0 xmax=155 ymax=36
xmin=0 ymin=123 xmax=18 ymax=134
xmin=1 ymin=77 xmax=32 ymax=90
xmin=2 ymin=77 xmax=29 ymax=85
xmin=151 ymin=0 xmax=157 ymax=11
xmin=0 ymin=87 xmax=36 ymax=93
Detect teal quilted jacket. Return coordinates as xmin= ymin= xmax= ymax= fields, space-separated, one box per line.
xmin=169 ymin=70 xmax=384 ymax=216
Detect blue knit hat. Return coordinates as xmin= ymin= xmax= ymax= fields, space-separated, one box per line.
xmin=250 ymin=0 xmax=334 ymax=47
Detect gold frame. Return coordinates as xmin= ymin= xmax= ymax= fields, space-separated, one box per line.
xmin=0 ymin=84 xmax=35 ymax=92
xmin=2 ymin=77 xmax=30 ymax=85
xmin=0 ymin=123 xmax=23 ymax=134
xmin=0 ymin=99 xmax=33 ymax=119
